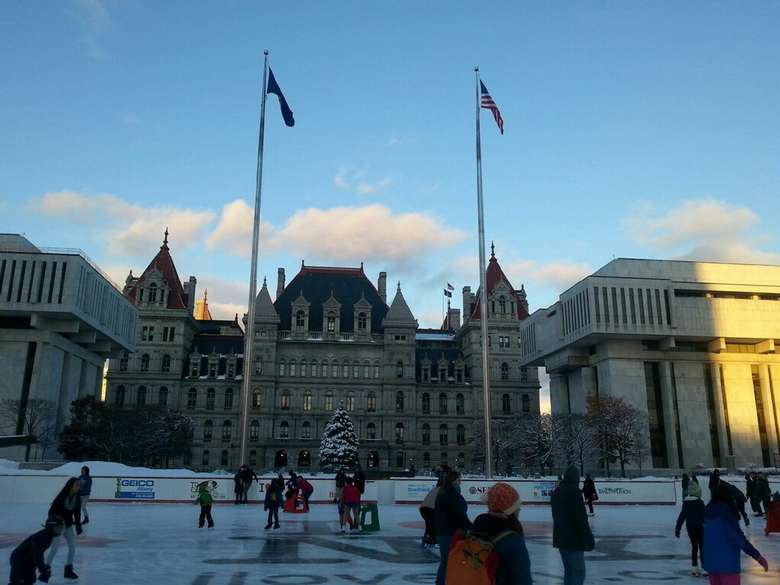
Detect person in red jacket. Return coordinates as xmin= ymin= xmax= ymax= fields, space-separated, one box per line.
xmin=341 ymin=478 xmax=361 ymax=533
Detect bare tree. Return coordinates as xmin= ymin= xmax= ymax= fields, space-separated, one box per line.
xmin=0 ymin=398 xmax=58 ymax=461
xmin=554 ymin=413 xmax=597 ymax=476
xmin=586 ymin=394 xmax=645 ymax=477
xmin=506 ymin=413 xmax=556 ymax=475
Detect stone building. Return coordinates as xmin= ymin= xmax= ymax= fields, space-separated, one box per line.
xmin=106 ymin=235 xmax=540 ymax=471
xmin=518 ymin=257 xmax=780 ymax=471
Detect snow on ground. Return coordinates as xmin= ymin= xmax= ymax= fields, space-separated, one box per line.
xmin=1 ymin=502 xmax=779 ymax=584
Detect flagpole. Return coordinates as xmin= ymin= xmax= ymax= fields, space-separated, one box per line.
xmin=475 ymin=67 xmax=493 ymax=479
xmin=239 ymin=50 xmax=269 ymax=466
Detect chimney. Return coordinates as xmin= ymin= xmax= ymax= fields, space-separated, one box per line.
xmin=185 ymin=276 xmax=197 ymax=315
xmin=448 ymin=307 xmax=461 ymax=330
xmin=276 ymin=267 xmax=286 ymax=300
xmin=462 ymin=286 xmax=471 ymax=322
xmin=378 ymin=271 xmax=387 ymax=303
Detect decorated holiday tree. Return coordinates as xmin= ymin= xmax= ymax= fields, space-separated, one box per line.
xmin=319 ymin=404 xmax=359 ymax=471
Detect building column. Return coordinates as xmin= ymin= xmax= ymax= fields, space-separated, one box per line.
xmin=710 ymin=363 xmax=731 ymax=460
xmin=758 ymin=364 xmax=779 ymax=458
xmin=659 ymin=362 xmax=680 ymax=469
xmin=548 ymin=372 xmax=569 ymax=414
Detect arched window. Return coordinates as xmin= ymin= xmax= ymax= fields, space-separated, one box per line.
xmin=502 ymin=394 xmax=511 ymax=414
xmin=290 ymin=360 xmax=297 ymax=377
xmin=367 ymin=392 xmax=377 ymax=412
xmin=332 ymin=361 xmax=339 ymax=377
xmin=295 ymin=310 xmax=306 ymax=329
xmin=298 ymin=450 xmax=311 ymax=467
xmin=279 ymin=360 xmax=286 ymax=376
xmin=161 ymin=354 xmax=171 ymax=373
xmin=301 ymin=421 xmax=311 ymax=439
xmin=439 ymin=393 xmax=448 ymax=414
xmin=187 ymin=388 xmax=197 ymax=408
xmin=254 ymin=357 xmax=262 ymax=375
xmin=522 ymin=394 xmax=530 ymax=413
xmin=324 ymin=391 xmax=334 ymax=412
xmin=148 ymin=283 xmax=157 ymax=303
xmin=303 ymin=390 xmax=312 ymax=411
xmin=367 ymin=451 xmax=379 ymax=468
xmin=364 ymin=362 xmax=371 ymax=378
xmin=396 ymin=451 xmax=405 ymax=468
xmin=520 ymin=366 xmax=528 ymax=382
xmin=501 ymin=362 xmax=509 ymax=380
xmin=140 ymin=354 xmax=150 ymax=372
xmin=457 ymin=424 xmax=466 ymax=446
xmin=396 ymin=361 xmax=404 ymax=378
xmin=119 ymin=353 xmax=128 ymax=372
xmin=327 ymin=312 xmax=336 ymax=333
xmin=249 ymin=450 xmax=257 ymax=466
xmin=222 ymin=420 xmax=232 ymax=442
xmin=457 ymin=453 xmax=466 ymax=468
xmin=374 ymin=362 xmax=380 ymax=379
xmin=422 ymin=424 xmax=431 ymax=445
xmin=342 ymin=362 xmax=349 ymax=378
xmin=136 ymin=386 xmax=147 ymax=406
xmin=395 ymin=422 xmax=404 ymax=443
xmin=158 ymin=386 xmax=168 ymax=408
xmin=224 ymin=388 xmax=234 ymax=410
xmin=423 ymin=452 xmax=431 ymax=466
xmin=499 ymin=296 xmax=506 ymax=314
xmin=206 ymin=388 xmax=215 ymax=410
xmin=346 ymin=391 xmax=355 ymax=411
xmin=203 ymin=420 xmax=213 ymax=442
xmin=115 ymin=385 xmax=126 ymax=407
xmin=250 ymin=420 xmax=260 ymax=442
xmin=422 ymin=393 xmax=430 ymax=414
xmin=220 ymin=450 xmax=229 ymax=466
xmin=439 ymin=424 xmax=448 ymax=446
xmin=358 ymin=312 xmax=367 ymax=330
xmin=202 ymin=449 xmax=209 ymax=466
xmin=311 ymin=361 xmax=318 ymax=377
xmin=366 ymin=422 xmax=377 ymax=440
xmin=395 ymin=391 xmax=404 ymax=412
xmin=353 ymin=362 xmax=359 ymax=378
xmin=301 ymin=361 xmax=308 ymax=377
xmin=456 ymin=393 xmax=465 ymax=415
xmin=252 ymin=389 xmax=262 ymax=409
xmin=279 ymin=421 xmax=289 ymax=439
xmin=281 ymin=390 xmax=290 ymax=410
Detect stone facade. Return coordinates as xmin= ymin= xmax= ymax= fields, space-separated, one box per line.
xmin=105 ymin=238 xmax=540 ymax=471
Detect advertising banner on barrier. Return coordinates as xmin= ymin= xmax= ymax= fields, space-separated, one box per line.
xmin=114 ymin=478 xmax=156 ymax=500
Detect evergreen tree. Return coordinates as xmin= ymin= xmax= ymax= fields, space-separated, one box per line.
xmin=319 ymin=405 xmax=359 ymax=470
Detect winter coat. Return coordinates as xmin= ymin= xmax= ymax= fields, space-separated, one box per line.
xmin=434 ymin=486 xmax=472 ymax=536
xmin=233 ymin=474 xmax=242 ymax=494
xmin=264 ymin=480 xmax=283 ymax=510
xmin=342 ymin=484 xmax=361 ymax=505
xmin=757 ymin=476 xmax=772 ymax=500
xmin=551 ymin=466 xmax=594 ymax=551
xmin=10 ymin=528 xmax=55 ymax=576
xmin=745 ymin=475 xmax=757 ymax=499
xmin=49 ymin=492 xmax=81 ymax=530
xmin=354 ymin=470 xmax=367 ymax=495
xmin=238 ymin=467 xmax=258 ymax=484
xmin=299 ymin=478 xmax=314 ymax=495
xmin=702 ymin=501 xmax=762 ymax=574
xmin=421 ymin=485 xmax=441 ymax=510
xmin=196 ymin=490 xmax=214 ymax=506
xmin=582 ymin=478 xmax=597 ymax=501
xmin=720 ymin=481 xmax=747 ymax=505
xmin=675 ymin=497 xmax=705 ymax=538
xmin=708 ymin=472 xmax=720 ymax=493
xmin=79 ymin=475 xmax=92 ymax=497
xmin=335 ymin=471 xmax=347 ymax=488
xmin=471 ymin=513 xmax=533 ymax=585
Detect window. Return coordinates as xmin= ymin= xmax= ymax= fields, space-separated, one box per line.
xmin=346 ymin=392 xmax=355 ymax=411
xmin=190 ymin=358 xmax=199 ymax=378
xmin=374 ymin=363 xmax=380 ymax=379
xmin=367 ymin=392 xmax=377 ymax=412
xmin=422 ymin=424 xmax=431 ymax=445
xmin=502 ymin=393 xmax=511 ymax=413
xmin=252 ymin=389 xmax=262 ymax=409
xmin=353 ymin=364 xmax=359 ymax=378
xmin=119 ymin=353 xmax=128 ymax=372
xmin=332 ymin=362 xmax=338 ymax=377
xmin=290 ymin=361 xmax=297 ymax=377
xmin=295 ymin=310 xmax=306 ymax=329
xmin=249 ymin=450 xmax=257 ymax=466
xmin=364 ymin=363 xmax=370 ymax=378
xmin=520 ymin=367 xmax=528 ymax=382
xmin=301 ymin=421 xmax=312 ymax=439
xmin=423 ymin=366 xmax=430 ymax=382
xmin=343 ymin=362 xmax=349 ymax=378
xmin=439 ymin=393 xmax=447 ymax=414
xmin=395 ymin=422 xmax=405 ymax=443
xmin=279 ymin=361 xmax=286 ymax=376
xmin=187 ymin=388 xmax=197 ymax=408
xmin=303 ymin=390 xmax=312 ymax=411
xmin=158 ymin=386 xmax=168 ymax=408
xmin=224 ymin=388 xmax=234 ymax=410
xmin=327 ymin=312 xmax=336 ymax=333
xmin=202 ymin=450 xmax=209 ymax=466
xmin=206 ymin=388 xmax=215 ymax=410
xmin=441 ymin=452 xmax=448 ymax=466
xmin=115 ymin=385 xmax=126 ymax=407
xmin=499 ymin=296 xmax=506 ymax=314
xmin=325 ymin=391 xmax=334 ymax=412
xmin=457 ymin=424 xmax=466 ymax=446
xmin=456 ymin=393 xmax=464 ymax=415
xmin=136 ymin=386 xmax=147 ymax=406
xmin=439 ymin=424 xmax=449 ymax=446
xmin=250 ymin=420 xmax=260 ymax=442
xmin=254 ymin=357 xmax=262 ymax=375
xmin=521 ymin=394 xmax=530 ymax=413
xmin=148 ymin=283 xmax=157 ymax=303
xmin=208 ymin=361 xmax=217 ymax=378
xmin=396 ymin=361 xmax=404 ymax=378
xmin=279 ymin=421 xmax=289 ymax=439
xmin=147 ymin=326 xmax=155 ymax=341
xmin=141 ymin=325 xmax=148 ymax=341
xmin=422 ymin=393 xmax=430 ymax=414
xmin=396 ymin=451 xmax=405 ymax=468
xmin=221 ymin=450 xmax=229 ymax=466
xmin=457 ymin=453 xmax=465 ymax=468
xmin=456 ymin=369 xmax=463 ymax=384
xmin=311 ymin=361 xmax=318 ymax=377
xmin=203 ymin=420 xmax=213 ymax=442
xmin=227 ymin=361 xmax=235 ymax=378
xmin=301 ymin=361 xmax=307 ymax=377
xmin=423 ymin=452 xmax=430 ymax=466
xmin=281 ymin=391 xmax=290 ymax=410
xmin=140 ymin=354 xmax=150 ymax=372
xmin=222 ymin=421 xmax=232 ymax=442
xmin=395 ymin=391 xmax=404 ymax=412
xmin=367 ymin=422 xmax=377 ymax=440
xmin=501 ymin=362 xmax=509 ymax=380
xmin=161 ymin=354 xmax=171 ymax=373
xmin=358 ymin=312 xmax=367 ymax=330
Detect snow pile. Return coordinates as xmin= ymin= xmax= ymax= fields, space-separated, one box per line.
xmin=0 ymin=459 xmax=20 ymax=470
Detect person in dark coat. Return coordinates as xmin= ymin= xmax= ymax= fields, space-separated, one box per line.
xmin=78 ymin=466 xmax=92 ymax=525
xmin=237 ymin=464 xmax=258 ymax=504
xmin=720 ymin=480 xmax=750 ymax=526
xmin=703 ymin=484 xmax=768 ymax=582
xmin=8 ymin=516 xmax=64 ymax=585
xmin=334 ymin=468 xmax=347 ymax=503
xmin=46 ymin=477 xmax=82 ymax=580
xmin=233 ymin=471 xmax=242 ymax=505
xmin=551 ymin=466 xmax=594 ymax=585
xmin=353 ymin=466 xmax=367 ymax=495
xmin=745 ymin=472 xmax=760 ymax=516
xmin=681 ymin=473 xmax=690 ymax=499
xmin=433 ymin=470 xmax=472 ymax=585
xmin=264 ymin=475 xmax=284 ymax=530
xmin=757 ymin=472 xmax=772 ymax=516
xmin=468 ymin=482 xmax=532 ymax=585
xmin=675 ymin=482 xmax=706 ymax=576
xmin=582 ymin=474 xmax=597 ymax=516
xmin=708 ymin=469 xmax=720 ymax=497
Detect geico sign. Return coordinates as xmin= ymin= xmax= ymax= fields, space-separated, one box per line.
xmin=118 ymin=479 xmax=155 ymax=487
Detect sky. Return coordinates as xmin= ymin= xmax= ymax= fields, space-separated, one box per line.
xmin=2 ymin=3 xmax=780 ymax=359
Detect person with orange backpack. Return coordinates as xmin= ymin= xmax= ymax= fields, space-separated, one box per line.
xmin=445 ymin=482 xmax=532 ymax=585
xmin=434 ymin=471 xmax=472 ymax=585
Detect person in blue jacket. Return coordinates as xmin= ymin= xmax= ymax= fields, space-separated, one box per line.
xmin=703 ymin=484 xmax=768 ymax=585
xmin=78 ymin=466 xmax=92 ymax=525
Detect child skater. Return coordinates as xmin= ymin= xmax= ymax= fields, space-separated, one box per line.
xmin=675 ymin=481 xmax=706 ymax=576
xmin=8 ymin=516 xmax=64 ymax=584
xmin=194 ymin=482 xmax=215 ymax=528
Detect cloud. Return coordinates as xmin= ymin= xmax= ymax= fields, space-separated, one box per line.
xmin=334 ymin=167 xmax=393 ymax=196
xmin=197 ymin=275 xmax=250 ymax=321
xmin=356 ymin=178 xmax=393 ymax=195
xmin=32 ymin=190 xmax=215 ymax=257
xmin=72 ymin=0 xmax=112 ymax=59
xmin=624 ymin=198 xmax=780 ymax=264
xmin=517 ymin=261 xmax=592 ymax=292
xmin=205 ymin=199 xmax=276 ymax=258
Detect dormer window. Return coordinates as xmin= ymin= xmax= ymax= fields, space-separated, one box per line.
xmin=358 ymin=312 xmax=367 ymax=330
xmin=499 ymin=296 xmax=506 ymax=314
xmin=148 ymin=283 xmax=158 ymax=304
xmin=295 ymin=310 xmax=306 ymax=329
xmin=327 ymin=313 xmax=336 ymax=333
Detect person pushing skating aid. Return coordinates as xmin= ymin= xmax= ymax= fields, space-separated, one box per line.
xmin=8 ymin=516 xmax=64 ymax=585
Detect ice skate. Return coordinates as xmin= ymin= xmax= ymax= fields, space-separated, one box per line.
xmin=64 ymin=564 xmax=79 ymax=579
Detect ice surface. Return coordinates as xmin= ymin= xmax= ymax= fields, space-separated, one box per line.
xmin=2 ymin=502 xmax=779 ymax=584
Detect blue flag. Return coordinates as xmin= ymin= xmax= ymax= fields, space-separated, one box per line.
xmin=267 ymin=68 xmax=294 ymax=127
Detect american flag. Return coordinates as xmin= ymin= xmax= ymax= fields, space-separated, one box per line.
xmin=480 ymin=81 xmax=504 ymax=134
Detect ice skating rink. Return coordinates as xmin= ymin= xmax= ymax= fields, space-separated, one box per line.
xmin=1 ymin=503 xmax=779 ymax=584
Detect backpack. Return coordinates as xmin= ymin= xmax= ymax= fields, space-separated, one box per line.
xmin=445 ymin=530 xmax=514 ymax=585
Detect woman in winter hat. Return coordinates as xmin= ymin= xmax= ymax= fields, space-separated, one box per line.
xmin=675 ymin=482 xmax=706 ymax=576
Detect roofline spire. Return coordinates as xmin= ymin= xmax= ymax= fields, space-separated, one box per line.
xmin=490 ymin=240 xmax=495 ymax=259
xmin=162 ymin=226 xmax=169 ymax=249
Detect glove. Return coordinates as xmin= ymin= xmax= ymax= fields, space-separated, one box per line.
xmin=39 ymin=565 xmax=51 ymax=583
xmin=674 ymin=531 xmax=680 ymax=538
xmin=76 ymin=525 xmax=83 ymax=536
xmin=757 ymin=556 xmax=769 ymax=571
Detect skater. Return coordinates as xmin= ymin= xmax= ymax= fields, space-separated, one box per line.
xmin=433 ymin=470 xmax=472 ymax=585
xmin=194 ymin=483 xmax=214 ymax=528
xmin=682 ymin=473 xmax=690 ymax=499
xmin=8 ymin=515 xmax=64 ymax=585
xmin=237 ymin=464 xmax=258 ymax=504
xmin=757 ymin=472 xmax=772 ymax=516
xmin=264 ymin=474 xmax=284 ymax=530
xmin=233 ymin=470 xmax=242 ymax=505
xmin=745 ymin=472 xmax=761 ymax=516
xmin=703 ymin=484 xmax=768 ymax=584
xmin=419 ymin=477 xmax=442 ymax=547
xmin=286 ymin=471 xmax=300 ymax=499
xmin=340 ymin=477 xmax=361 ymax=533
xmin=720 ymin=480 xmax=750 ymax=526
xmin=582 ymin=474 xmax=598 ymax=516
xmin=708 ymin=469 xmax=721 ymax=498
xmin=334 ymin=468 xmax=347 ymax=504
xmin=675 ymin=482 xmax=706 ymax=576
xmin=299 ymin=476 xmax=314 ymax=508
xmin=551 ymin=466 xmax=594 ymax=585
xmin=353 ymin=465 xmax=366 ymax=495
xmin=447 ymin=482 xmax=532 ymax=585
xmin=78 ymin=467 xmax=91 ymax=526
xmin=45 ymin=477 xmax=82 ymax=580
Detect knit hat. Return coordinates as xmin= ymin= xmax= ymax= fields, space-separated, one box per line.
xmin=687 ymin=483 xmax=702 ymax=499
xmin=486 ymin=482 xmax=522 ymax=516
